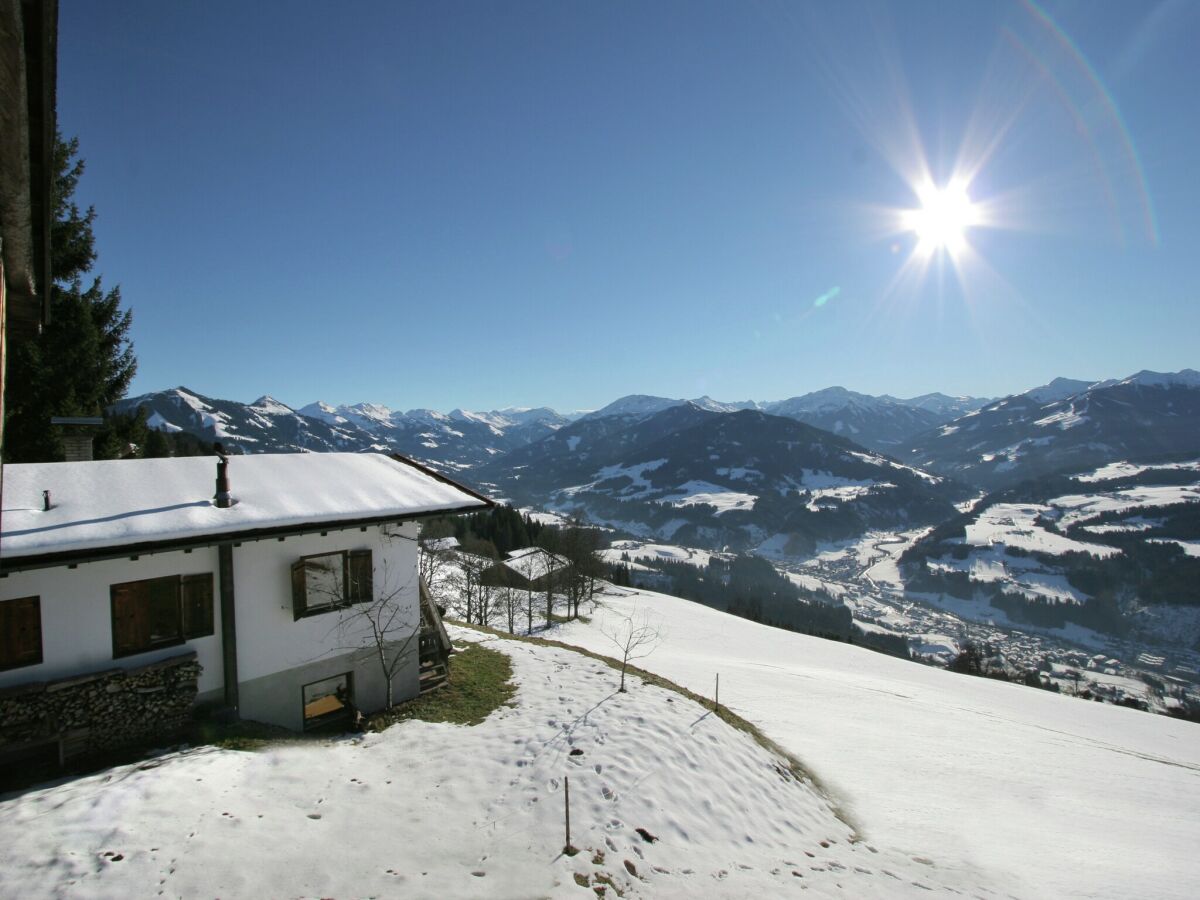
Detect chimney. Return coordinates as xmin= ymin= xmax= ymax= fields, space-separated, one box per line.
xmin=214 ymin=443 xmax=234 ymax=508
xmin=50 ymin=417 xmax=105 ymax=461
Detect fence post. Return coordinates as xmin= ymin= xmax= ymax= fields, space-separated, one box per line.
xmin=564 ymin=775 xmax=572 ymax=852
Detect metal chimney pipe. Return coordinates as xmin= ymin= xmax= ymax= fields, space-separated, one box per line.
xmin=214 ymin=444 xmax=233 ymax=508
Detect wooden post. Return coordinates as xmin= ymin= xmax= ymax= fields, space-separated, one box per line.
xmin=564 ymin=775 xmax=572 ymax=852
xmin=714 ymin=673 xmax=720 ymax=713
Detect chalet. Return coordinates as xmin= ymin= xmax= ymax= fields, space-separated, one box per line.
xmin=0 ymin=451 xmax=490 ymax=764
xmin=481 ymin=546 xmax=570 ymax=592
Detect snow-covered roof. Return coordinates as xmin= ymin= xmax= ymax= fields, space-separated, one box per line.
xmin=499 ymin=546 xmax=570 ymax=582
xmin=1 ymin=453 xmax=489 ymax=563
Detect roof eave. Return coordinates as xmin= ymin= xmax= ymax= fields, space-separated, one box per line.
xmin=0 ymin=499 xmax=489 ymax=575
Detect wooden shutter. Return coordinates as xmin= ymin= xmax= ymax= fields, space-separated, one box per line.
xmin=111 ymin=582 xmax=149 ymax=657
xmin=291 ymin=559 xmax=308 ymax=620
xmin=182 ymin=573 xmax=215 ymax=639
xmin=0 ymin=596 xmax=42 ymax=670
xmin=348 ymin=550 xmax=373 ymax=603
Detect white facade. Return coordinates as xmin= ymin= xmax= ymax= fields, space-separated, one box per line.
xmin=0 ymin=520 xmax=422 ymax=729
xmin=0 ymin=546 xmax=224 ymax=693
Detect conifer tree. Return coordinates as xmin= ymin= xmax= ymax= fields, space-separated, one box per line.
xmin=4 ymin=133 xmax=136 ymax=461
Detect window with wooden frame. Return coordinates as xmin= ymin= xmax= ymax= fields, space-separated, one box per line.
xmin=290 ymin=550 xmax=372 ymax=620
xmin=110 ymin=573 xmax=215 ymax=658
xmin=0 ymin=596 xmax=43 ymax=671
xmin=302 ymin=671 xmax=354 ymax=730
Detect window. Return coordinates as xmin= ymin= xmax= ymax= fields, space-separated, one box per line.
xmin=111 ymin=573 xmax=215 ymax=658
xmin=290 ymin=549 xmax=372 ymax=620
xmin=0 ymin=596 xmax=42 ymax=671
xmin=302 ymin=672 xmax=354 ymax=730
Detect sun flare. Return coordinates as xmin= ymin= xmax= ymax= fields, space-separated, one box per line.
xmin=904 ymin=181 xmax=980 ymax=255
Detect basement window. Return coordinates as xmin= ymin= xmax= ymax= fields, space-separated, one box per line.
xmin=290 ymin=550 xmax=372 ymax=620
xmin=0 ymin=596 xmax=42 ymax=671
xmin=302 ymin=672 xmax=354 ymax=730
xmin=111 ymin=574 xmax=215 ymax=658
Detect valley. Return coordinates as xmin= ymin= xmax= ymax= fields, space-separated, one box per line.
xmin=116 ymin=368 xmax=1200 ymax=711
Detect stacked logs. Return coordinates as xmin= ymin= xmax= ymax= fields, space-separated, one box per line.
xmin=0 ymin=652 xmax=201 ymax=761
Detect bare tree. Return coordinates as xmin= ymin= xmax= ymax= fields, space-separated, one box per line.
xmin=450 ymin=538 xmax=498 ymax=625
xmin=302 ymin=554 xmax=420 ymax=712
xmin=601 ymin=610 xmax=663 ymax=692
xmin=418 ymin=537 xmax=453 ymax=599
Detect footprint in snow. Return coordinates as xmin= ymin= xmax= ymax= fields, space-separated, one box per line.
xmin=601 ymin=786 xmax=615 ymax=800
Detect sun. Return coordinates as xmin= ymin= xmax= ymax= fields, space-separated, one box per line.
xmin=903 ymin=181 xmax=980 ymax=255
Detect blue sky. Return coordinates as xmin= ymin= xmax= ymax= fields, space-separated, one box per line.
xmin=59 ymin=0 xmax=1199 ymax=412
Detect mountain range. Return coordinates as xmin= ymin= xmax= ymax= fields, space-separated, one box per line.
xmin=902 ymin=370 xmax=1200 ymax=490
xmin=115 ymin=370 xmax=1199 ymax=550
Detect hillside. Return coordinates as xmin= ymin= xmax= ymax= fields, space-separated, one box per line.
xmin=0 ymin=628 xmax=992 ymax=899
xmin=901 ymin=458 xmax=1200 ymax=644
xmin=474 ymin=403 xmax=968 ymax=553
xmin=554 ymin=587 xmax=1200 ymax=900
xmin=904 ymin=370 xmax=1200 ymax=490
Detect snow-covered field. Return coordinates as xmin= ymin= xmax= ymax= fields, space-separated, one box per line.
xmin=0 ymin=627 xmax=1005 ymax=899
xmin=555 ymin=589 xmax=1200 ymax=900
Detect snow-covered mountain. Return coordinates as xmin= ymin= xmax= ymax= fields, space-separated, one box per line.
xmin=885 ymin=391 xmax=993 ymax=418
xmin=578 ymin=389 xmax=990 ymax=453
xmin=1021 ymin=377 xmax=1096 ymax=404
xmin=116 ymin=388 xmax=569 ymax=469
xmin=113 ymin=388 xmax=375 ymax=454
xmin=762 ymin=387 xmax=952 ymax=451
xmin=473 ymin=402 xmax=968 ymax=553
xmin=904 ymin=369 xmax=1200 ymax=490
xmin=902 ymin=456 xmax=1200 ymax=643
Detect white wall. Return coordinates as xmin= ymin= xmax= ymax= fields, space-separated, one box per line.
xmin=0 ymin=521 xmax=421 ymax=706
xmin=0 ymin=547 xmax=225 ymax=694
xmin=231 ymin=521 xmax=420 ymax=683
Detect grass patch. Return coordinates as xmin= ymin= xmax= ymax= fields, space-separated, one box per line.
xmin=369 ymin=641 xmax=516 ymax=730
xmin=186 ymin=718 xmax=307 ymax=752
xmin=449 ymin=617 xmax=858 ymax=835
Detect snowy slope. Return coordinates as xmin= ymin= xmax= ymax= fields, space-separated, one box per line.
xmin=905 ymin=369 xmax=1200 ymax=490
xmin=0 ymin=629 xmax=991 ymax=899
xmin=554 ymin=589 xmax=1200 ymax=900
xmin=476 ymin=404 xmax=966 ymax=552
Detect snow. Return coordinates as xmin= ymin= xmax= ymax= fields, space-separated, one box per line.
xmin=1074 ymin=459 xmax=1200 ymax=483
xmin=1148 ymin=538 xmax=1200 ymax=557
xmin=714 ymin=466 xmax=762 ymax=481
xmin=846 ymin=452 xmax=941 ymax=483
xmin=1021 ymin=377 xmax=1093 ymax=404
xmin=563 ymin=459 xmax=669 ymax=499
xmin=1050 ymin=484 xmax=1200 ymax=530
xmin=250 ymin=395 xmax=294 ymax=416
xmin=555 ymin=588 xmax=1200 ymax=900
xmin=1033 ymin=406 xmax=1088 ymax=429
xmin=927 ymin=549 xmax=1086 ymax=604
xmin=519 ymin=508 xmax=572 ymax=527
xmin=1117 ymin=368 xmax=1200 ymax=389
xmin=145 ymin=412 xmax=182 ymax=434
xmin=659 ymin=481 xmax=757 ymax=514
xmin=500 ymin=547 xmax=570 ymax=582
xmin=0 ymin=627 xmax=979 ymax=899
xmin=1 ymin=454 xmax=488 ymax=559
xmin=602 ymin=541 xmax=718 ymax=569
xmin=803 ymin=483 xmax=888 ymax=511
xmin=566 ymin=435 xmax=582 ymax=452
xmin=965 ymin=503 xmax=1120 ymax=558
